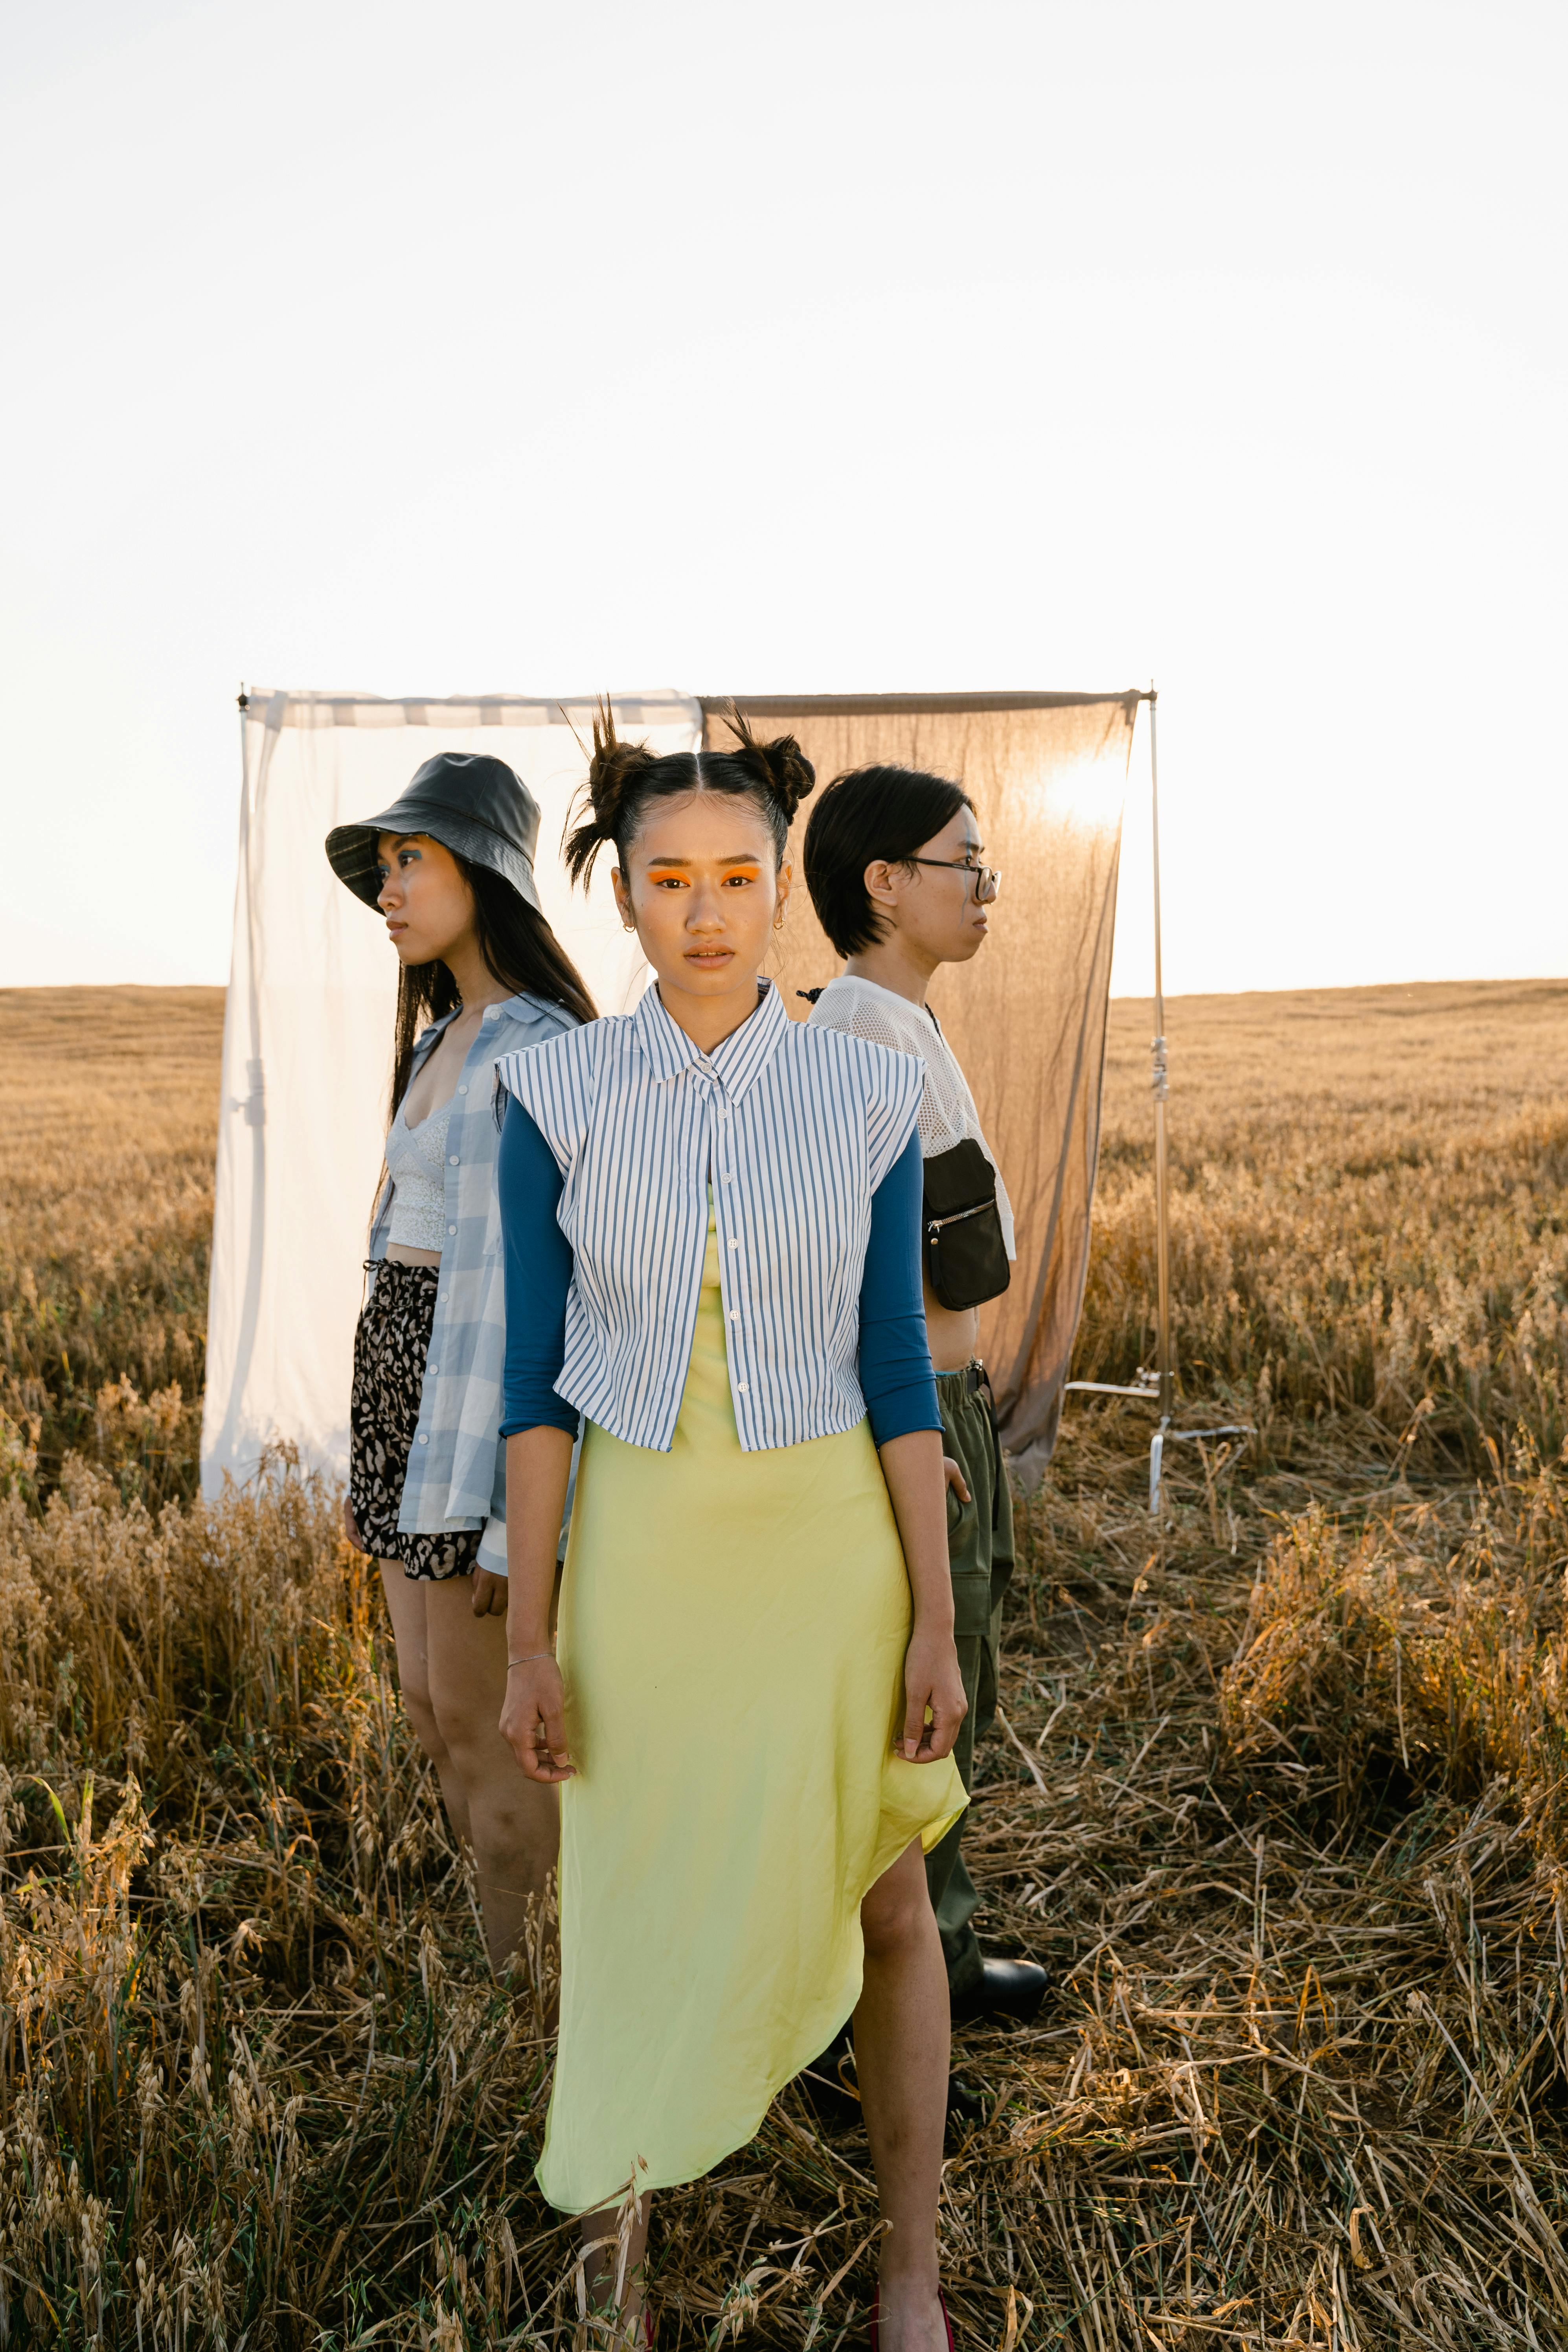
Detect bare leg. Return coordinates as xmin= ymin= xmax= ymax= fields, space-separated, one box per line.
xmin=855 ymin=1837 xmax=950 ymax=2352
xmin=425 ymin=1574 xmax=560 ymax=1975
xmin=379 ymin=1562 xmax=473 ymax=1846
xmin=579 ymin=2193 xmax=650 ymax=2344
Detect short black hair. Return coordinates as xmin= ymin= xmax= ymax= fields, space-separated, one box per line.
xmin=801 ymin=764 xmax=974 ymax=957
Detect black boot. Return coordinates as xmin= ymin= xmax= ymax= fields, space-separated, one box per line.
xmin=950 ymin=1956 xmax=1047 ymax=2025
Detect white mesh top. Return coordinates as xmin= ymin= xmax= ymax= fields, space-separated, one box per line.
xmin=385 ymin=1094 xmax=456 ymax=1253
xmin=807 ymin=974 xmax=1015 ymax=1257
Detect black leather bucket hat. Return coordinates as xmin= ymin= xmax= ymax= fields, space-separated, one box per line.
xmin=325 ymin=752 xmax=542 ymax=913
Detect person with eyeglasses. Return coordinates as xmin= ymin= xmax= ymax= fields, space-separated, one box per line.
xmin=802 ymin=763 xmax=1047 ymax=2049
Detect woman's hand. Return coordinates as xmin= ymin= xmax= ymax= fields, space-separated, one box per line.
xmin=900 ymin=1626 xmax=968 ymax=1762
xmin=943 ymin=1455 xmax=971 ymax=1505
xmin=470 ymin=1568 xmax=507 ymax=1617
xmin=342 ymin=1498 xmax=365 ymax=1551
xmin=500 ymin=1654 xmax=575 ymax=1782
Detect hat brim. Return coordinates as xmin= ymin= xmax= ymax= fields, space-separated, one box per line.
xmin=325 ymin=798 xmax=540 ymax=914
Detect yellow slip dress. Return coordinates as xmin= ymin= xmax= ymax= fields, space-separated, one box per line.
xmin=537 ymin=1207 xmax=967 ymax=2214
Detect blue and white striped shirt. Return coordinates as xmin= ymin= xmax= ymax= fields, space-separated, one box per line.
xmin=494 ymin=979 xmax=929 ymax=1454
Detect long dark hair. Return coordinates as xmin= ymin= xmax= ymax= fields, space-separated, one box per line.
xmin=388 ymin=856 xmax=596 ymax=1121
xmin=564 ymin=700 xmax=815 ymax=889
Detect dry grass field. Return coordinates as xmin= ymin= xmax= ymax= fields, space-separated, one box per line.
xmin=0 ymin=987 xmax=222 ymax=1507
xmin=2 ymin=978 xmax=1567 ymax=2351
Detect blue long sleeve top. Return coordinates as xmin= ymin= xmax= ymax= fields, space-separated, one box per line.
xmin=498 ymin=1097 xmax=940 ymax=1449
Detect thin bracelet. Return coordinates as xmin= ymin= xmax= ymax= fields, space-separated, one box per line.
xmin=506 ymin=1652 xmax=553 ymax=1670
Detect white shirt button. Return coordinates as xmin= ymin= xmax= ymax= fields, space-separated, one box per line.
xmin=439 ymin=1290 xmax=449 ymax=1303
xmin=728 ymin=1238 xmax=740 ymax=1250
xmin=447 ymin=1224 xmax=457 ymax=1235
xmin=427 ymin=1363 xmax=437 ymax=1375
xmin=729 ymin=1311 xmax=740 ymax=1323
xmin=458 ymin=1084 xmax=469 ymax=1095
xmin=448 ymin=1155 xmax=459 ymax=1165
xmin=737 ymin=1381 xmax=749 ymax=1395
xmin=417 ymin=1433 xmax=428 ymax=1445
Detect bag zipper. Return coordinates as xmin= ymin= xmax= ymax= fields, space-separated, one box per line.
xmin=926 ymin=1201 xmax=994 ymax=1237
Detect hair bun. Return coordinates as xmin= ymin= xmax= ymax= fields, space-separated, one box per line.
xmin=755 ymin=730 xmax=815 ymax=822
xmin=716 ymin=703 xmax=816 ymax=825
xmin=564 ymin=700 xmax=658 ymax=884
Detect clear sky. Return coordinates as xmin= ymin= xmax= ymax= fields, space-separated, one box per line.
xmin=3 ymin=0 xmax=1562 ymax=998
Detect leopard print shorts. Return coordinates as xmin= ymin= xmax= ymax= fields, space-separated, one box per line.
xmin=348 ymin=1259 xmax=484 ymax=1581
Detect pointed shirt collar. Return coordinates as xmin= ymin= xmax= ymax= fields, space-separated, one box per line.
xmin=414 ymin=990 xmax=558 ymax=1057
xmin=632 ymin=977 xmax=789 ymax=1106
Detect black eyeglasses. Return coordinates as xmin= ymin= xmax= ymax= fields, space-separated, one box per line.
xmin=907 ymin=856 xmax=1001 ymax=903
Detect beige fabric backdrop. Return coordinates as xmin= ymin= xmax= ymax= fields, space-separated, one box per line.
xmin=702 ymin=694 xmax=1139 ymax=1484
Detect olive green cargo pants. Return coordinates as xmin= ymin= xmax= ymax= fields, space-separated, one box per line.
xmin=928 ymin=1361 xmax=1014 ymax=2007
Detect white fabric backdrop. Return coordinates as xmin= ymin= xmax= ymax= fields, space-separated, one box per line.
xmin=200 ymin=691 xmax=702 ymax=1499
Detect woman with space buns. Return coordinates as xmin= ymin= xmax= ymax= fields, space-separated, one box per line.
xmin=495 ymin=707 xmax=966 ymax=2352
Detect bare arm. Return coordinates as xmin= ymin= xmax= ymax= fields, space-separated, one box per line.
xmin=499 ymin=1427 xmax=576 ymax=1780
xmin=877 ymin=1426 xmax=967 ymax=1762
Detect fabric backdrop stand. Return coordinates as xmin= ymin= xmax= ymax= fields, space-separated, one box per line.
xmin=1063 ymin=688 xmax=1254 ymax=1510
xmin=204 ymin=686 xmax=1134 ymax=1501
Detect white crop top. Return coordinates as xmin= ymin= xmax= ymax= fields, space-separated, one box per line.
xmin=385 ymin=1094 xmax=455 ymax=1253
xmin=807 ymin=974 xmax=1016 ymax=1258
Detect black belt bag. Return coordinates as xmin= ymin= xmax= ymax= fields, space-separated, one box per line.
xmin=923 ymin=1138 xmax=1011 ymax=1312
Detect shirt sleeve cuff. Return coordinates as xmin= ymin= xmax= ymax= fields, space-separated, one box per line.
xmin=500 ymin=1400 xmax=581 ymax=1441
xmin=866 ymin=1381 xmax=943 ymax=1449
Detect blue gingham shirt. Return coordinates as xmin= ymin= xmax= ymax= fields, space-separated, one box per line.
xmin=369 ymin=991 xmax=580 ymax=1562
xmin=494 ymin=979 xmax=926 ymax=1453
